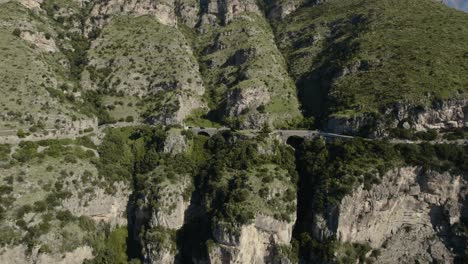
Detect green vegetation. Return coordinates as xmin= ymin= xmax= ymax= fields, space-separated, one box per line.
xmin=276 ymin=0 xmax=468 ymax=123
xmin=97 ymin=126 xmax=166 ymax=184
xmin=195 ymin=12 xmax=301 ymax=127
xmin=0 ymin=144 xmax=10 ymax=162
xmin=12 ymin=139 xmax=95 ymax=163
xmin=197 ymin=133 xmax=298 ymax=225
xmin=296 ymin=137 xmax=467 ymax=212
xmin=296 ymin=138 xmax=400 ymax=211
xmin=144 ymin=226 xmax=177 ymax=255
xmin=293 ymin=137 xmax=468 ymax=262
xmin=83 ymin=14 xmax=204 ymax=124
xmin=85 ymin=226 xmax=133 ymax=264
xmin=0 ymin=1 xmax=91 ymax=131
xmin=390 ymin=128 xmax=439 ymax=141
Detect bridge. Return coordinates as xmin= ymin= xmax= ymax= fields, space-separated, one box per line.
xmin=1 ymin=123 xmax=464 ymax=146
xmin=188 ymin=127 xmax=355 ymax=143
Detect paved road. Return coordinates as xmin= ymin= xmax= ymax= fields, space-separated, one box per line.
xmin=0 ymin=123 xmax=465 ymax=145
xmin=189 ymin=127 xmax=355 ymax=141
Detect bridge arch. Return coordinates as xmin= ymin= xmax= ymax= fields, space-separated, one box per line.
xmin=197 ymin=131 xmax=211 ymax=137
xmin=285 ymin=135 xmax=304 ymax=148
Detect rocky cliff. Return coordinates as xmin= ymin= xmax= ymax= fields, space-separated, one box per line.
xmin=313 ymin=166 xmax=467 ymax=263
xmin=0 ymin=138 xmax=131 ymax=264
xmin=325 ymin=98 xmax=467 ymax=137
xmin=209 ymin=214 xmax=295 ymax=264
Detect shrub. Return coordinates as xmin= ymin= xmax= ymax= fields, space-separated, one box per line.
xmin=64 ymin=154 xmax=77 ymax=163
xmin=15 ymin=219 xmax=27 ymax=229
xmin=17 ymin=129 xmax=26 ymax=138
xmin=16 ymin=205 xmax=32 ymax=218
xmin=125 ymin=115 xmax=134 ymax=122
xmin=33 ymin=201 xmax=47 ymax=212
xmin=56 ymin=210 xmax=75 ymax=223
xmin=12 ymin=28 xmax=21 ymax=37
xmin=415 ymin=129 xmax=438 ymax=141
xmin=0 ymin=144 xmax=10 ymax=161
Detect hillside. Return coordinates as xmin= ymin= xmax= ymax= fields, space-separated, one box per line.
xmin=0 ymin=0 xmax=467 ymax=264
xmin=275 ymin=0 xmax=468 ymax=134
xmin=0 ymin=0 xmax=466 ymax=134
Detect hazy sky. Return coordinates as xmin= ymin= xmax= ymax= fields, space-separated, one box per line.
xmin=444 ymin=0 xmax=468 ymax=12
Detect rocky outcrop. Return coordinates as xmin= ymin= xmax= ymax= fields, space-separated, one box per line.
xmin=63 ymin=182 xmax=130 ymax=226
xmin=17 ymin=0 xmax=42 ymax=9
xmin=175 ymin=0 xmax=200 ymax=28
xmin=390 ymin=98 xmax=467 ymax=131
xmin=209 ymin=214 xmax=295 ymax=264
xmin=268 ymin=0 xmax=305 ymax=20
xmin=326 ymin=98 xmax=467 ymax=137
xmin=88 ymin=0 xmax=178 ymax=28
xmin=200 ymin=0 xmax=261 ymax=26
xmin=163 ymin=129 xmax=188 ymax=155
xmin=136 ymin=171 xmax=193 ymax=264
xmin=226 ymin=85 xmax=271 ymax=127
xmin=0 ymin=245 xmax=93 ymax=264
xmin=19 ymin=30 xmax=57 ymax=52
xmin=312 ymin=166 xmax=467 ymax=263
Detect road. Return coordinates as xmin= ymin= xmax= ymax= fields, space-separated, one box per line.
xmin=0 ymin=123 xmax=465 ymax=146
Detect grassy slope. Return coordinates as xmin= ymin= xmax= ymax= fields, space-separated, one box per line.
xmin=0 ymin=1 xmax=84 ymax=130
xmin=83 ymin=15 xmax=204 ymax=123
xmin=276 ymin=0 xmax=468 ymax=119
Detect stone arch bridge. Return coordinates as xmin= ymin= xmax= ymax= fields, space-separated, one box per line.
xmin=188 ymin=127 xmax=354 ymax=143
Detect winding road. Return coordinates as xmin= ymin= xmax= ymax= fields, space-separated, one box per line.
xmin=0 ymin=123 xmax=465 ymax=146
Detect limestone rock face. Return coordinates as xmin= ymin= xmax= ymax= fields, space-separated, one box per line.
xmin=268 ymin=0 xmax=306 ymax=20
xmin=17 ymin=0 xmax=42 ymax=9
xmin=0 ymin=245 xmax=93 ymax=264
xmin=313 ymin=167 xmax=467 ymax=263
xmin=63 ymin=182 xmax=130 ymax=226
xmin=175 ymin=0 xmax=200 ymax=27
xmin=148 ymin=178 xmax=191 ymax=230
xmin=135 ymin=170 xmax=193 ymax=264
xmin=89 ymin=0 xmax=178 ymax=28
xmin=163 ymin=130 xmax=188 ymax=155
xmin=209 ymin=214 xmax=296 ymax=264
xmin=326 ymin=98 xmax=467 ymax=136
xmin=392 ymin=98 xmax=467 ymax=131
xmin=226 ymin=85 xmax=271 ymax=127
xmin=201 ymin=0 xmax=261 ymax=26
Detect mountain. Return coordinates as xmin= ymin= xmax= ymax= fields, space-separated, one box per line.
xmin=275 ymin=0 xmax=468 ymax=136
xmin=0 ymin=0 xmax=466 ymax=264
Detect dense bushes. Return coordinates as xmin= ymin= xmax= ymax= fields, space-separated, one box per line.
xmin=390 ymin=128 xmax=438 ymax=141
xmin=84 ymin=226 xmax=136 ymax=264
xmin=195 ymin=132 xmax=297 ymax=226
xmin=395 ymin=143 xmax=468 ymax=177
xmin=296 ymin=138 xmax=399 ymax=211
xmin=97 ymin=126 xmax=166 ymax=183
